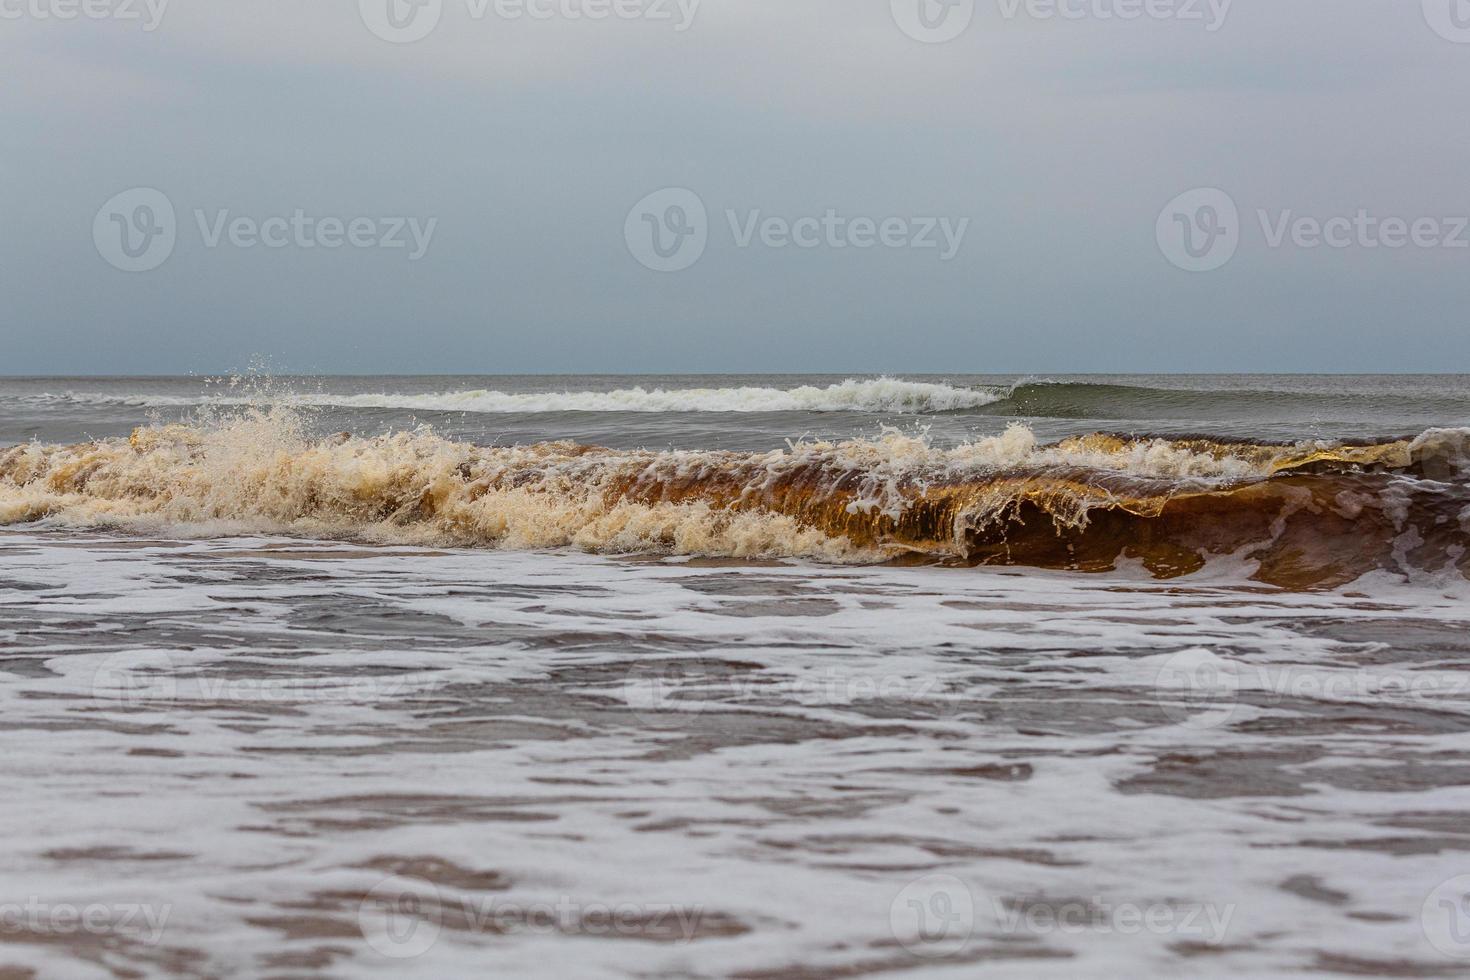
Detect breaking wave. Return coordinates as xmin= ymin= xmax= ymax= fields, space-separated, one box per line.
xmin=38 ymin=377 xmax=1470 ymax=428
xmin=48 ymin=378 xmax=1003 ymax=415
xmin=4 ymin=406 xmax=1468 ymax=589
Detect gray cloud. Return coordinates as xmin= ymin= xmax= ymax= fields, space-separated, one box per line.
xmin=2 ymin=0 xmax=1467 ymax=374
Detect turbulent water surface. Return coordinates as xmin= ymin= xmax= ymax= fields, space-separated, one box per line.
xmin=4 ymin=375 xmax=1470 ymax=978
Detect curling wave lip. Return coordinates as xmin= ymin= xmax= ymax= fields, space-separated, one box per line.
xmin=3 ymin=409 xmax=1466 ymax=590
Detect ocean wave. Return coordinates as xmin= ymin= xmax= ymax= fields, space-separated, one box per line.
xmin=49 ymin=378 xmax=1004 ymax=415
xmin=985 ymin=379 xmax=1470 ymax=423
xmin=4 ymin=408 xmax=1468 ymax=588
xmin=40 ymin=377 xmax=1470 ymax=426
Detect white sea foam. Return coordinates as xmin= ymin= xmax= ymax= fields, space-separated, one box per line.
xmin=3 ymin=530 xmax=1468 ymax=977
xmin=49 ymin=377 xmax=1004 ymax=415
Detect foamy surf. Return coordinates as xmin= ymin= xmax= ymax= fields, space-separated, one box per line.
xmin=3 ymin=406 xmax=1466 ymax=588
xmin=48 ymin=377 xmax=1004 ymax=415
xmin=9 ymin=529 xmax=1469 ymax=978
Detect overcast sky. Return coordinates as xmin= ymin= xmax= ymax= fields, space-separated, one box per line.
xmin=2 ymin=0 xmax=1468 ymax=375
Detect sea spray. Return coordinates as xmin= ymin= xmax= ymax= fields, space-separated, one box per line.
xmin=3 ymin=402 xmax=1466 ymax=587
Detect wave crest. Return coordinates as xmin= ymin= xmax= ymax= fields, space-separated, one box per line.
xmin=52 ymin=377 xmax=1003 ymax=415
xmin=3 ymin=411 xmax=1467 ymax=588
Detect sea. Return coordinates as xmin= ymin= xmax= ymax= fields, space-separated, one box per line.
xmin=2 ymin=374 xmax=1470 ymax=978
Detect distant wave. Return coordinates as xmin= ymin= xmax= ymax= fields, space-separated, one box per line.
xmin=48 ymin=378 xmax=1004 ymax=415
xmin=38 ymin=378 xmax=1470 ymax=424
xmin=987 ymin=380 xmax=1470 ymax=424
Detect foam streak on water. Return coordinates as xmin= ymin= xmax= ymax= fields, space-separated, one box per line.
xmin=6 ymin=374 xmax=1470 ymax=448
xmin=44 ymin=377 xmax=1004 ymax=415
xmin=2 ymin=531 xmax=1470 ymax=977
